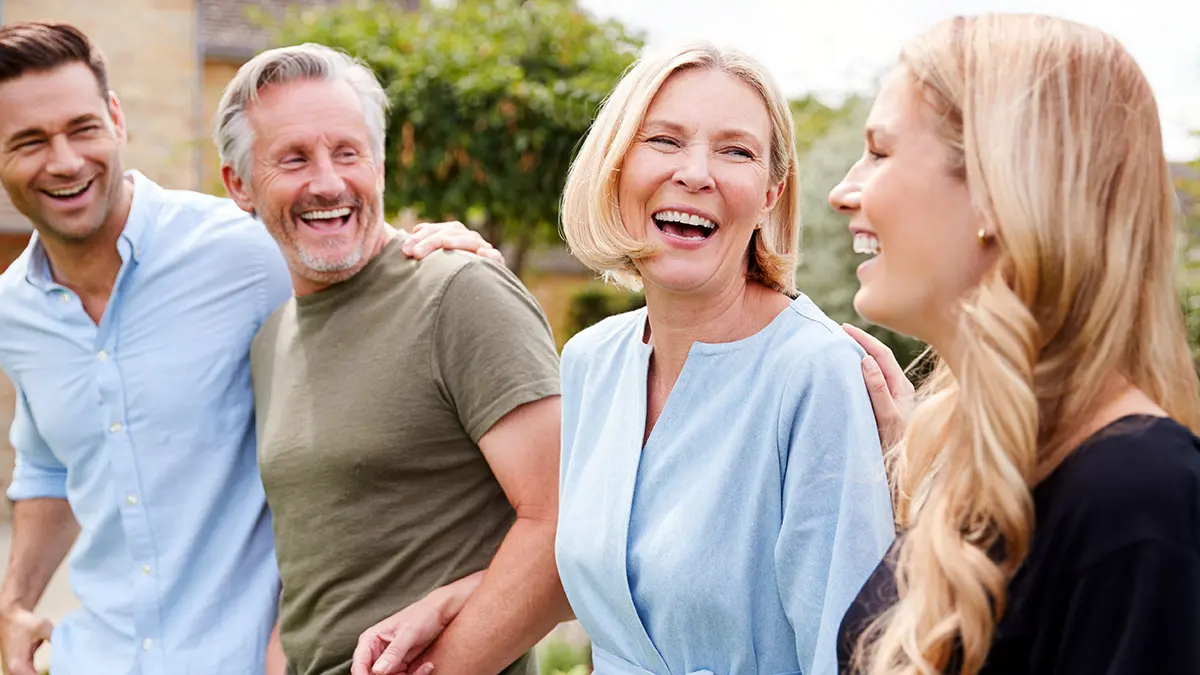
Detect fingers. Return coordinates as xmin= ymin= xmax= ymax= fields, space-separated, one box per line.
xmin=861 ymin=356 xmax=905 ymax=450
xmin=372 ymin=624 xmax=424 ymax=675
xmin=402 ymin=225 xmax=503 ymax=263
xmin=841 ymin=324 xmax=914 ymax=397
xmin=351 ymin=631 xmax=388 ymax=675
xmin=5 ymin=651 xmax=38 ymax=675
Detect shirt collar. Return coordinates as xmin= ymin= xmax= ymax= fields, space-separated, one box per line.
xmin=24 ymin=170 xmax=160 ymax=290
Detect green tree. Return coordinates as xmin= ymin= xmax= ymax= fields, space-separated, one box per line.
xmin=792 ymin=95 xmax=929 ymax=372
xmin=272 ymin=0 xmax=644 ymax=276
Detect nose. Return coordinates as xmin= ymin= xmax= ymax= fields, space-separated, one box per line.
xmin=308 ymin=152 xmax=347 ymax=199
xmin=828 ymin=171 xmax=862 ymax=214
xmin=45 ymin=135 xmax=85 ymax=177
xmin=672 ymin=146 xmax=715 ymax=193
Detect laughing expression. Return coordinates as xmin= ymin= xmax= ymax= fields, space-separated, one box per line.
xmin=0 ymin=62 xmax=126 ymax=243
xmin=235 ymin=77 xmax=384 ymax=293
xmin=618 ymin=67 xmax=782 ymax=295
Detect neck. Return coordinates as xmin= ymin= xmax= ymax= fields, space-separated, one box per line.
xmin=39 ymin=174 xmax=134 ymax=299
xmin=643 ymin=276 xmax=787 ymax=374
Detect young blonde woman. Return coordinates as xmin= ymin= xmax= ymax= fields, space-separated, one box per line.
xmin=829 ymin=13 xmax=1200 ymax=675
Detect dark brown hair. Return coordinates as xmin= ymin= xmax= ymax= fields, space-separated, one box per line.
xmin=0 ymin=21 xmax=109 ymax=98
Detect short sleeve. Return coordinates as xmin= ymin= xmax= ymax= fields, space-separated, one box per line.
xmin=6 ymin=377 xmax=67 ymax=501
xmin=1053 ymin=540 xmax=1200 ymax=674
xmin=431 ymin=258 xmax=561 ymax=443
xmin=774 ymin=337 xmax=895 ymax=675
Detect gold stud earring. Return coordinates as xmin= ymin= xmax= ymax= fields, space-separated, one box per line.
xmin=977 ymin=228 xmax=990 ymax=244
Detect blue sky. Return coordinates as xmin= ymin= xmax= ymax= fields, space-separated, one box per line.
xmin=579 ymin=0 xmax=1200 ymax=161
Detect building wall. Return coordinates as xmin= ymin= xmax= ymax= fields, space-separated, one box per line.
xmin=201 ymin=59 xmax=242 ymax=196
xmin=4 ymin=0 xmax=203 ymax=191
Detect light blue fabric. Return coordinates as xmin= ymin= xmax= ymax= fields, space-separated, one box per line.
xmin=556 ymin=294 xmax=895 ymax=675
xmin=0 ymin=171 xmax=293 ymax=675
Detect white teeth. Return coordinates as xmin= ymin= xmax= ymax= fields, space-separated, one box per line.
xmin=653 ymin=210 xmax=717 ymax=229
xmin=853 ymin=233 xmax=881 ymax=255
xmin=300 ymin=207 xmax=352 ymax=221
xmin=46 ymin=182 xmax=89 ymax=197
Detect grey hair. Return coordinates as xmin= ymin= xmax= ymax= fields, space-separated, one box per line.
xmin=213 ymin=42 xmax=390 ymax=181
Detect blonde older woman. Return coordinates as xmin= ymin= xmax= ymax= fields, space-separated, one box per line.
xmin=831 ymin=14 xmax=1200 ymax=675
xmin=552 ymin=43 xmax=893 ymax=675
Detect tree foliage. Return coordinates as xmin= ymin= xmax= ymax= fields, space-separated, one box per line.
xmin=272 ymin=0 xmax=644 ymax=274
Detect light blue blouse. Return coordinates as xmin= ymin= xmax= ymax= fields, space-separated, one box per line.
xmin=556 ymin=294 xmax=895 ymax=675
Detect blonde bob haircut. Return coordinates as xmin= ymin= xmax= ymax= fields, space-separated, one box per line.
xmin=561 ymin=42 xmax=801 ymax=295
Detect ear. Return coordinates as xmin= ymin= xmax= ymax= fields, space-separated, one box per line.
xmin=221 ymin=164 xmax=256 ymax=216
xmin=760 ymin=179 xmax=785 ymax=222
xmin=107 ymin=91 xmax=127 ymax=144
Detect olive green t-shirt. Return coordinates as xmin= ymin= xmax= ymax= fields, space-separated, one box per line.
xmin=250 ymin=235 xmax=561 ymax=675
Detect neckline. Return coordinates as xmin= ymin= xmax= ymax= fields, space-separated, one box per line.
xmin=634 ymin=293 xmax=808 ymax=357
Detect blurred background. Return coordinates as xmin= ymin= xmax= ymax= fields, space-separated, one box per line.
xmin=0 ymin=1 xmax=1197 ymax=672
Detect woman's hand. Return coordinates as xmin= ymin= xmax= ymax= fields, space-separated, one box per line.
xmin=842 ymin=323 xmax=916 ymax=450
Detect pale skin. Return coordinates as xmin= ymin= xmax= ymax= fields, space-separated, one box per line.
xmin=620 ymin=68 xmax=787 ymax=440
xmin=221 ymin=75 xmax=567 ymax=675
xmin=832 ymin=66 xmax=1167 ymax=458
xmin=0 ymin=63 xmax=496 ymax=675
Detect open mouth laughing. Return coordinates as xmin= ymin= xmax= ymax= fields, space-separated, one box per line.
xmin=652 ymin=209 xmax=720 ymax=242
xmin=297 ymin=206 xmax=354 ymax=233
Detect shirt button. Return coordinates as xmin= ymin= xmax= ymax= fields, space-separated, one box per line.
xmin=141 ymin=565 xmax=152 ymax=576
xmin=126 ymin=494 xmax=138 ymax=506
xmin=142 ymin=638 xmax=153 ymax=651
xmin=96 ymin=350 xmax=108 ymax=362
xmin=109 ymin=422 xmax=122 ymax=433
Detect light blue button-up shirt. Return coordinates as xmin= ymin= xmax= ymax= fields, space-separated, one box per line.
xmin=0 ymin=171 xmax=293 ymax=675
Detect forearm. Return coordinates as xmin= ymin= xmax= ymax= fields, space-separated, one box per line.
xmin=0 ymin=498 xmax=77 ymax=612
xmin=417 ymin=516 xmax=569 ymax=675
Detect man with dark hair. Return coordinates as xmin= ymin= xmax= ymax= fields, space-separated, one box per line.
xmin=0 ymin=21 xmax=495 ymax=675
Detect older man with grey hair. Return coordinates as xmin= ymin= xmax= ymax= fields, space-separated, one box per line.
xmin=215 ymin=43 xmax=570 ymax=675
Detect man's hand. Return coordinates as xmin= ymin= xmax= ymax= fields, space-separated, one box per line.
xmin=352 ymin=572 xmax=485 ymax=675
xmin=0 ymin=605 xmax=52 ymax=675
xmin=401 ymin=221 xmax=504 ymax=265
xmin=842 ymin=323 xmax=916 ymax=450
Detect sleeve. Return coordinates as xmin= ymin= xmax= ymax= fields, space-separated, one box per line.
xmin=431 ymin=258 xmax=561 ymax=444
xmin=1052 ymin=541 xmax=1200 ymax=675
xmin=774 ymin=338 xmax=896 ymax=675
xmin=5 ymin=378 xmax=68 ymax=501
xmin=558 ymin=335 xmax=586 ymax=490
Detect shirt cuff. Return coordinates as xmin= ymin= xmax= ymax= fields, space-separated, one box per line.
xmin=6 ymin=467 xmax=68 ymax=501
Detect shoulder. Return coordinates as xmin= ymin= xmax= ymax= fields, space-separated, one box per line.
xmin=0 ymin=241 xmax=42 ymax=326
xmin=771 ymin=295 xmax=870 ymax=390
xmin=150 ymin=187 xmax=280 ymax=265
xmin=250 ymin=298 xmax=294 ymax=361
xmin=1038 ymin=416 xmax=1200 ymax=564
xmin=0 ymin=242 xmax=35 ymax=299
xmin=561 ymin=305 xmax=645 ymax=366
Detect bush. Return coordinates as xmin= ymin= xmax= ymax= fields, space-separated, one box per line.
xmin=564 ymin=284 xmax=645 ymax=341
xmin=537 ymin=637 xmax=591 ymax=674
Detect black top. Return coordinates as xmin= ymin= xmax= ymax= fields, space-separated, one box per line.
xmin=837 ymin=415 xmax=1200 ymax=674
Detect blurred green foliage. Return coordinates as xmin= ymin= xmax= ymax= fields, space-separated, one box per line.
xmin=565 ymin=284 xmax=646 ymax=339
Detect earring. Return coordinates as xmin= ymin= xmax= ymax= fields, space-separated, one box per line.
xmin=977 ymin=228 xmax=990 ymax=244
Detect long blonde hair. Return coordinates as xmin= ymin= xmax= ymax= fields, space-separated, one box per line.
xmin=857 ymin=14 xmax=1200 ymax=675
